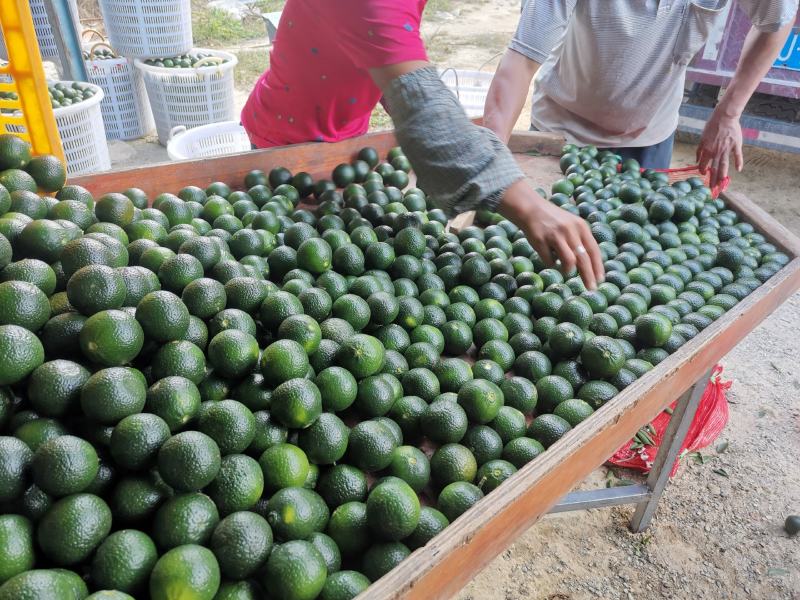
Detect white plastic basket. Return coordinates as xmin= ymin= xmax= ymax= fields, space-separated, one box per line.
xmin=84 ymin=42 xmax=155 ymax=140
xmin=52 ymin=82 xmax=112 ymax=176
xmin=98 ymin=0 xmax=193 ymax=59
xmin=135 ymin=49 xmax=238 ymax=145
xmin=29 ymin=0 xmax=81 ymax=59
xmin=167 ymin=121 xmax=251 ymax=161
xmin=438 ymin=68 xmax=494 ymax=118
xmin=0 ymin=0 xmax=80 ymax=61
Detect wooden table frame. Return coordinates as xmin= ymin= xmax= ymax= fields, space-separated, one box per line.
xmin=74 ymin=130 xmax=800 ymax=600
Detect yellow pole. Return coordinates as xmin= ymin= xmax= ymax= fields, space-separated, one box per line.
xmin=0 ymin=0 xmax=65 ymax=161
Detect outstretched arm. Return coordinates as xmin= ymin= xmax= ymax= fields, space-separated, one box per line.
xmin=373 ymin=63 xmax=604 ymax=289
xmin=697 ymin=20 xmax=794 ymax=188
xmin=315 ymin=0 xmax=603 ymax=288
xmin=483 ymin=50 xmax=541 ymax=143
xmin=484 ymin=0 xmax=575 ymax=142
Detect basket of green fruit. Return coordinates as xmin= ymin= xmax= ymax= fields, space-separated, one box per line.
xmin=83 ymin=41 xmax=154 ymax=141
xmin=134 ymin=49 xmax=238 ymax=145
xmin=48 ymin=81 xmax=111 ymax=175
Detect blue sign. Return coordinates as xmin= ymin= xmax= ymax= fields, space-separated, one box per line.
xmin=775 ymin=29 xmax=800 ymax=71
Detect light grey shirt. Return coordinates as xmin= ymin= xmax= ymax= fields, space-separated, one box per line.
xmin=384 ymin=67 xmax=524 ymax=217
xmin=511 ymin=0 xmax=798 ymax=147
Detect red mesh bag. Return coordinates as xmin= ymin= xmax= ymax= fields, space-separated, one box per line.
xmin=654 ymin=165 xmax=730 ymax=198
xmin=618 ymin=163 xmax=731 ymax=198
xmin=607 ymin=365 xmax=731 ymax=476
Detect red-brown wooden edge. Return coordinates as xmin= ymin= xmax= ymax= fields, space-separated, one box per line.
xmin=71 ymin=130 xmax=800 ymax=600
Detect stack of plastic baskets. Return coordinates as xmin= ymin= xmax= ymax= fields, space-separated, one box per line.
xmin=135 ymin=49 xmax=238 ymax=145
xmin=98 ymin=0 xmax=193 ymax=59
xmin=167 ymin=121 xmax=251 ymax=161
xmin=83 ymin=39 xmax=155 ymax=140
xmin=52 ymin=82 xmax=112 ymax=175
xmin=23 ymin=0 xmax=80 ymax=61
xmin=438 ymin=68 xmax=494 ymax=118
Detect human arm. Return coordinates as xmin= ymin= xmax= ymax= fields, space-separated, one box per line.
xmin=314 ymin=0 xmax=603 ymax=288
xmin=375 ymin=64 xmax=604 ymax=289
xmin=483 ymin=50 xmax=541 ymax=144
xmin=697 ymin=12 xmax=796 ymax=187
xmin=483 ymin=0 xmax=575 ymax=142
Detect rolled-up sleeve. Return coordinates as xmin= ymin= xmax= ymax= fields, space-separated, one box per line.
xmin=509 ymin=0 xmax=578 ymax=64
xmin=382 ymin=67 xmax=524 ymax=218
xmin=738 ymin=0 xmax=798 ymax=32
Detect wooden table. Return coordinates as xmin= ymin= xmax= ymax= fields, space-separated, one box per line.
xmin=74 ymin=130 xmax=800 ymax=600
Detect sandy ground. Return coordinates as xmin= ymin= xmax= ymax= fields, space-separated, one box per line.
xmin=101 ymin=1 xmax=800 ymax=597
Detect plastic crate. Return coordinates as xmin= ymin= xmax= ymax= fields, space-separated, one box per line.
xmin=52 ymin=82 xmax=111 ymax=175
xmin=98 ymin=0 xmax=193 ymax=59
xmin=438 ymin=68 xmax=493 ymax=118
xmin=167 ymin=121 xmax=251 ymax=160
xmin=0 ymin=0 xmax=63 ymax=160
xmin=135 ymin=49 xmax=238 ymax=145
xmin=0 ymin=0 xmax=81 ymax=63
xmin=29 ymin=0 xmax=81 ymax=59
xmin=84 ymin=41 xmax=155 ymax=140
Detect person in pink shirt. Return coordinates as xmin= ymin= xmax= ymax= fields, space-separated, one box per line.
xmin=243 ymin=0 xmax=428 ymax=147
xmin=241 ymin=0 xmax=605 ymax=289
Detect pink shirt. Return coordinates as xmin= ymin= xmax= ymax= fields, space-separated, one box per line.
xmin=241 ymin=0 xmax=428 ymax=148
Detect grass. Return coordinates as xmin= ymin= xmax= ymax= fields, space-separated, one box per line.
xmin=234 ymin=49 xmax=269 ymax=89
xmin=424 ymin=0 xmax=488 ymax=20
xmin=369 ymin=103 xmax=394 ymax=132
xmin=252 ymin=0 xmax=286 ymax=11
xmin=424 ymin=0 xmax=457 ymax=17
xmin=192 ymin=1 xmax=266 ymax=48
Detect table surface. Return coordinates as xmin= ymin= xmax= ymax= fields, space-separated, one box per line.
xmin=72 ymin=130 xmax=800 ymax=600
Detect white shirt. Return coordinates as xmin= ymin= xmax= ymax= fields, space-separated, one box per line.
xmin=511 ymin=0 xmax=798 ymax=147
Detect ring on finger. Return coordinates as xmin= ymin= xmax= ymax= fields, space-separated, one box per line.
xmin=575 ymin=245 xmax=586 ymax=255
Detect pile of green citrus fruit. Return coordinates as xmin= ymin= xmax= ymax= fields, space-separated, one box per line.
xmin=48 ymin=82 xmax=98 ymax=110
xmin=0 ymin=92 xmax=20 ymax=115
xmin=141 ymin=53 xmax=231 ymax=69
xmin=0 ymin=132 xmax=787 ymax=600
xmin=83 ymin=48 xmax=118 ymax=61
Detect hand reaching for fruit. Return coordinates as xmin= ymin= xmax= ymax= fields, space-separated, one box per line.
xmin=498 ymin=180 xmax=605 ymax=291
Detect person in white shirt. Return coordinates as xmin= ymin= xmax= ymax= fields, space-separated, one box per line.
xmin=485 ymin=0 xmax=798 ymax=186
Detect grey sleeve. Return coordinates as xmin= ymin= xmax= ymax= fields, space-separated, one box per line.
xmin=509 ymin=0 xmax=578 ymax=64
xmin=738 ymin=0 xmax=798 ymax=32
xmin=382 ymin=67 xmax=524 ymax=218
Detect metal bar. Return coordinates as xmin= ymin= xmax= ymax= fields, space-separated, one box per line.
xmin=629 ymin=369 xmax=712 ymax=532
xmin=44 ymin=0 xmax=87 ymax=81
xmin=549 ymin=484 xmax=651 ymax=513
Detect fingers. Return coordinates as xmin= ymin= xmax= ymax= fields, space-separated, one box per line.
xmin=718 ymin=151 xmax=729 ymax=189
xmin=564 ymin=224 xmax=601 ymax=291
xmin=581 ymin=225 xmax=605 ymax=285
xmin=734 ymin=142 xmax=744 ymax=172
xmin=572 ymin=243 xmax=597 ymax=291
xmin=552 ymin=235 xmax=578 ymax=282
xmin=530 ymin=237 xmax=555 ymax=268
xmin=697 ymin=147 xmax=712 ymax=176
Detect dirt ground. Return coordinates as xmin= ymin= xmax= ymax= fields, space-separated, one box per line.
xmin=93 ymin=0 xmax=800 ymax=597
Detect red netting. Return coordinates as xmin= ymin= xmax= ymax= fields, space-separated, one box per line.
xmin=653 ymin=165 xmax=730 ymax=199
xmin=607 ymin=365 xmax=731 ymax=476
xmin=616 ymin=163 xmax=730 ymax=198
